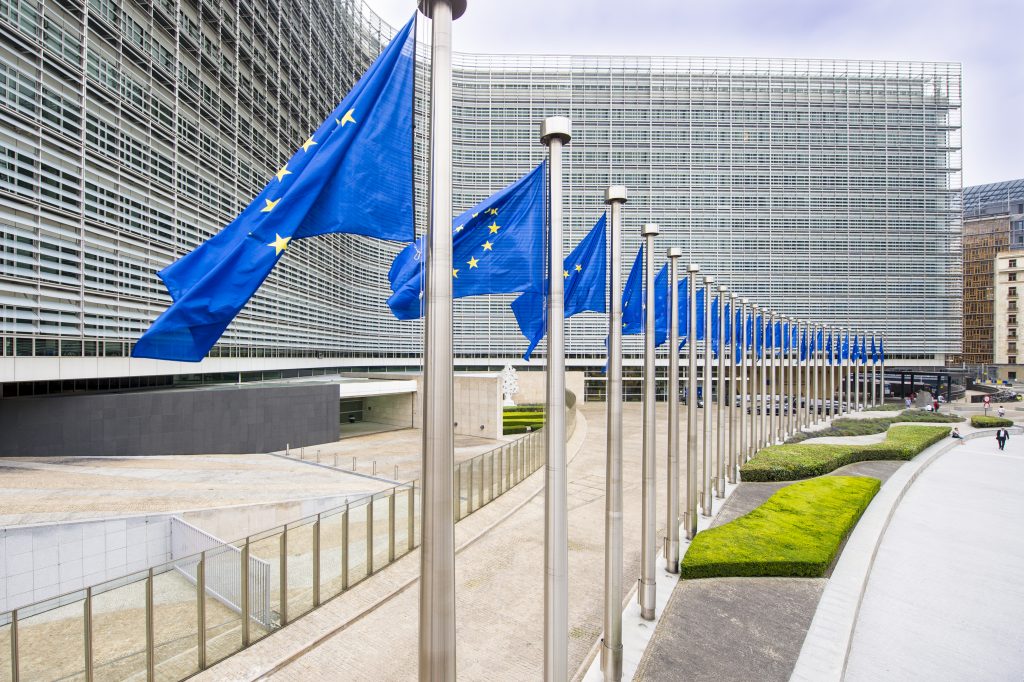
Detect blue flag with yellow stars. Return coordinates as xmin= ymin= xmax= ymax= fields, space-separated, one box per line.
xmin=825 ymin=331 xmax=833 ymax=365
xmin=133 ymin=17 xmax=417 ymax=362
xmin=621 ymin=247 xmax=669 ymax=347
xmin=387 ymin=163 xmax=546 ymax=320
xmin=677 ymin=277 xmax=689 ymax=349
xmin=755 ymin=314 xmax=764 ymax=358
xmin=871 ymin=336 xmax=878 ymax=364
xmin=512 ymin=214 xmax=607 ymax=360
xmin=694 ymin=287 xmax=706 ymax=341
xmin=852 ymin=335 xmax=859 ymax=364
xmin=842 ymin=331 xmax=850 ymax=361
xmin=710 ymin=295 xmax=720 ymax=356
xmin=800 ymin=328 xmax=808 ymax=361
xmin=860 ymin=334 xmax=868 ymax=363
xmin=733 ymin=304 xmax=743 ymax=362
xmin=745 ymin=312 xmax=754 ymax=354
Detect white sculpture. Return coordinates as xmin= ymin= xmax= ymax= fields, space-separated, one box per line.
xmin=501 ymin=364 xmax=520 ymax=406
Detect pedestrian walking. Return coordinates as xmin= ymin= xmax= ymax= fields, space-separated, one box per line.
xmin=933 ymin=399 xmax=940 ymax=412
xmin=996 ymin=428 xmax=1010 ymax=451
xmin=905 ymin=396 xmax=912 ymax=409
xmin=998 ymin=405 xmax=1006 ymax=419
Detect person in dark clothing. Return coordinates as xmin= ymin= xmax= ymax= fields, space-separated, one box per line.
xmin=996 ymin=428 xmax=1010 ymax=451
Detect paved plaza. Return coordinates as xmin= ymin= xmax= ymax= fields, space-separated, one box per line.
xmin=844 ymin=431 xmax=1024 ymax=681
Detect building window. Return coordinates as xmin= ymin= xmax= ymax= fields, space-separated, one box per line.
xmin=1011 ymin=259 xmax=1018 ymax=268
xmin=1012 ymin=273 xmax=1019 ymax=282
xmin=1010 ymin=357 xmax=1017 ymax=365
xmin=1010 ymin=287 xmax=1018 ymax=297
xmin=1010 ymin=315 xmax=1018 ymax=325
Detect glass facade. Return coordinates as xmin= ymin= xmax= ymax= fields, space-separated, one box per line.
xmin=0 ymin=0 xmax=962 ymax=382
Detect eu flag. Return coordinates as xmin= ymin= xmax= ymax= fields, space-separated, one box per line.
xmin=695 ymin=288 xmax=706 ymax=341
xmin=512 ymin=214 xmax=606 ymax=360
xmin=815 ymin=328 xmax=823 ymax=355
xmin=755 ymin=314 xmax=764 ymax=358
xmin=842 ymin=332 xmax=850 ymax=361
xmin=710 ymin=295 xmax=720 ymax=356
xmin=622 ymin=247 xmax=668 ymax=346
xmin=782 ymin=321 xmax=790 ymax=353
xmin=765 ymin=317 xmax=773 ymax=352
xmin=388 ymin=163 xmax=546 ymax=320
xmin=860 ymin=334 xmax=868 ymax=363
xmin=745 ymin=313 xmax=754 ymax=355
xmin=871 ymin=336 xmax=878 ymax=364
xmin=800 ymin=328 xmax=808 ymax=361
xmin=734 ymin=305 xmax=744 ymax=363
xmin=852 ymin=335 xmax=860 ymax=364
xmin=825 ymin=331 xmax=833 ymax=365
xmin=677 ymin=277 xmax=689 ymax=349
xmin=133 ymin=18 xmax=418 ymax=362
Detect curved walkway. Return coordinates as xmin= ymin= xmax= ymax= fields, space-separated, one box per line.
xmin=842 ymin=432 xmax=1024 ymax=681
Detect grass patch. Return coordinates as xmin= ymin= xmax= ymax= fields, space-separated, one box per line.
xmin=680 ymin=476 xmax=880 ymax=578
xmin=785 ymin=410 xmax=962 ymax=444
xmin=872 ymin=401 xmax=906 ymax=411
xmin=742 ymin=424 xmax=951 ymax=482
xmin=971 ymin=415 xmax=1014 ymax=428
xmin=503 ymin=406 xmax=545 ymax=435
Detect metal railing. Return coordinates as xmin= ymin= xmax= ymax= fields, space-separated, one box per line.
xmin=0 ymin=395 xmax=577 ymax=681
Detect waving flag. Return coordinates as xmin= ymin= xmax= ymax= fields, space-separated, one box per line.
xmin=734 ymin=304 xmax=744 ymax=363
xmin=133 ymin=18 xmax=418 ymax=361
xmin=388 ymin=163 xmax=546 ymax=320
xmin=622 ymin=247 xmax=669 ymax=347
xmin=710 ymin=295 xmax=720 ymax=356
xmin=512 ymin=215 xmax=606 ymax=359
xmin=800 ymin=328 xmax=808 ymax=361
xmin=755 ymin=315 xmax=764 ymax=358
xmin=677 ymin=277 xmax=690 ymax=349
xmin=825 ymin=331 xmax=833 ymax=365
xmin=871 ymin=336 xmax=879 ymax=364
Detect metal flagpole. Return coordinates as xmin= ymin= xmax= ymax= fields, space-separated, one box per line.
xmin=666 ymin=248 xmax=682 ymax=573
xmin=715 ymin=285 xmax=727 ymax=498
xmin=540 ymin=116 xmax=571 ymax=680
xmin=841 ymin=327 xmax=849 ymax=416
xmin=727 ymin=292 xmax=739 ymax=483
xmin=879 ymin=332 xmax=885 ymax=406
xmin=601 ymin=185 xmax=626 ymax=681
xmin=418 ymin=1 xmax=466 ymax=678
xmin=640 ymin=223 xmax=659 ymax=621
xmin=754 ymin=305 xmax=764 ymax=451
xmin=803 ymin=321 xmax=811 ymax=428
xmin=769 ymin=310 xmax=778 ymax=445
xmin=811 ymin=323 xmax=819 ymax=425
xmin=786 ymin=317 xmax=794 ymax=438
xmin=853 ymin=332 xmax=860 ymax=412
xmin=739 ymin=298 xmax=750 ymax=463
xmin=870 ymin=331 xmax=877 ymax=408
xmin=684 ymin=264 xmax=700 ymax=539
xmin=701 ymin=275 xmax=715 ymax=516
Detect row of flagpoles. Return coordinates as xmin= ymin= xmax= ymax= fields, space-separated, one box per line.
xmin=129 ymin=2 xmax=890 ymax=678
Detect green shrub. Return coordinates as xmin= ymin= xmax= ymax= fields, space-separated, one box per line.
xmin=741 ymin=425 xmax=951 ymax=482
xmin=872 ymin=401 xmax=905 ymax=411
xmin=971 ymin=415 xmax=1014 ymax=428
xmin=503 ymin=408 xmax=545 ymax=435
xmin=784 ymin=411 xmax=961 ymax=445
xmin=680 ymin=476 xmax=880 ymax=579
xmin=503 ymin=404 xmax=544 ymax=413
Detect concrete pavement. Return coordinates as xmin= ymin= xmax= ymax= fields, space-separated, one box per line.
xmin=843 ymin=432 xmax=1024 ymax=681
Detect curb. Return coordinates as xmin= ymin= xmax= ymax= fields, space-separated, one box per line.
xmin=789 ymin=426 xmax=1023 ymax=681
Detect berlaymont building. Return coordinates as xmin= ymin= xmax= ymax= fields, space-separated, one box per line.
xmin=0 ymin=0 xmax=962 ymax=410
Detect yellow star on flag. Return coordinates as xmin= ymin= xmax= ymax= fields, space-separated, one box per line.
xmin=301 ymin=136 xmax=317 ymax=152
xmin=488 ymin=222 xmax=500 ymax=234
xmin=575 ymin=264 xmax=582 ymax=272
xmin=452 ymin=268 xmax=459 ymax=278
xmin=261 ymin=198 xmax=280 ymax=213
xmin=472 ymin=212 xmax=479 ymax=218
xmin=268 ymin=233 xmax=291 ymax=255
xmin=563 ymin=270 xmax=569 ymax=278
xmin=454 ymin=225 xmax=464 ymax=233
xmin=336 ymin=108 xmax=356 ymax=127
xmin=482 ymin=241 xmax=493 ymax=251
xmin=274 ymin=164 xmax=292 ymax=182
xmin=485 ymin=207 xmax=498 ymax=215
xmin=468 ymin=256 xmax=479 ymax=269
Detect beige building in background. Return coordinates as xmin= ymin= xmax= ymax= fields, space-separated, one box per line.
xmin=993 ymin=251 xmax=1024 ymax=380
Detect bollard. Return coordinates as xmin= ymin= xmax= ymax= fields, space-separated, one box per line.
xmin=352 ymin=456 xmax=356 ymax=471
xmin=317 ymin=450 xmax=321 ymax=464
xmin=373 ymin=460 xmax=377 ymax=476
xmin=395 ymin=465 xmax=399 ymax=480
xmin=334 ymin=453 xmax=338 ymax=467
xmin=286 ymin=443 xmax=290 ymax=456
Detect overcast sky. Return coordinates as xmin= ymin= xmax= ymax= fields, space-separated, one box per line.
xmin=368 ymin=0 xmax=1022 ymax=188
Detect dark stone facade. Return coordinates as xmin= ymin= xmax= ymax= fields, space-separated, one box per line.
xmin=0 ymin=384 xmax=338 ymax=457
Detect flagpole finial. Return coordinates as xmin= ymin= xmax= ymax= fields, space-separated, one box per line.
xmin=731 ymin=292 xmax=738 ymax=299
xmin=605 ymin=186 xmax=628 ymax=204
xmin=742 ymin=297 xmax=749 ymax=304
xmin=540 ymin=116 xmax=572 ymax=144
xmin=667 ymin=247 xmax=682 ymax=258
xmin=419 ymin=0 xmax=467 ymax=20
xmin=718 ymin=285 xmax=727 ymax=293
xmin=688 ymin=263 xmax=700 ymax=273
xmin=704 ymin=275 xmax=715 ymax=285
xmin=641 ymin=223 xmax=659 ymax=237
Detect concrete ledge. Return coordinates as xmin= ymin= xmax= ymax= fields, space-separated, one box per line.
xmin=789 ymin=426 xmax=1023 ymax=681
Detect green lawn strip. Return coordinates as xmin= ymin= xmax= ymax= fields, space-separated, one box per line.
xmin=503 ymin=405 xmax=544 ymax=413
xmin=971 ymin=415 xmax=1014 ymax=428
xmin=680 ymin=476 xmax=880 ymax=579
xmin=743 ymin=424 xmax=951 ymax=482
xmin=503 ymin=410 xmax=546 ymax=435
xmin=872 ymin=402 xmax=906 ymax=412
xmin=785 ymin=410 xmax=961 ymax=443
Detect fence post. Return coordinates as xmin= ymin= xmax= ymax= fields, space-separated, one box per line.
xmin=341 ymin=504 xmax=349 ymax=590
xmin=408 ymin=483 xmax=416 ymax=551
xmin=478 ymin=456 xmax=485 ymax=507
xmin=242 ymin=538 xmax=251 ymax=644
xmin=196 ymin=554 xmax=206 ymax=671
xmin=388 ymin=490 xmax=396 ymax=563
xmin=489 ymin=452 xmax=495 ymax=503
xmin=467 ymin=458 xmax=475 ymax=515
xmin=505 ymin=445 xmax=511 ymax=492
xmin=278 ymin=530 xmax=288 ymax=627
xmin=454 ymin=464 xmax=462 ymax=521
xmin=84 ymin=586 xmax=94 ymax=682
xmin=146 ymin=569 xmax=155 ymax=682
xmin=313 ymin=515 xmax=321 ymax=607
xmin=10 ymin=609 xmax=18 ymax=682
xmin=366 ymin=498 xmax=374 ymax=575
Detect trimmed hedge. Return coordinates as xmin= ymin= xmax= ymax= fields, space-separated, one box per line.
xmin=503 ymin=404 xmax=544 ymax=413
xmin=680 ymin=476 xmax=880 ymax=579
xmin=785 ymin=410 xmax=962 ymax=444
xmin=503 ymin=408 xmax=545 ymax=435
xmin=971 ymin=415 xmax=1014 ymax=428
xmin=741 ymin=425 xmax=951 ymax=482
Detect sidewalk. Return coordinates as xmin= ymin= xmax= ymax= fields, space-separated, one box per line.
xmin=843 ymin=432 xmax=1024 ymax=681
